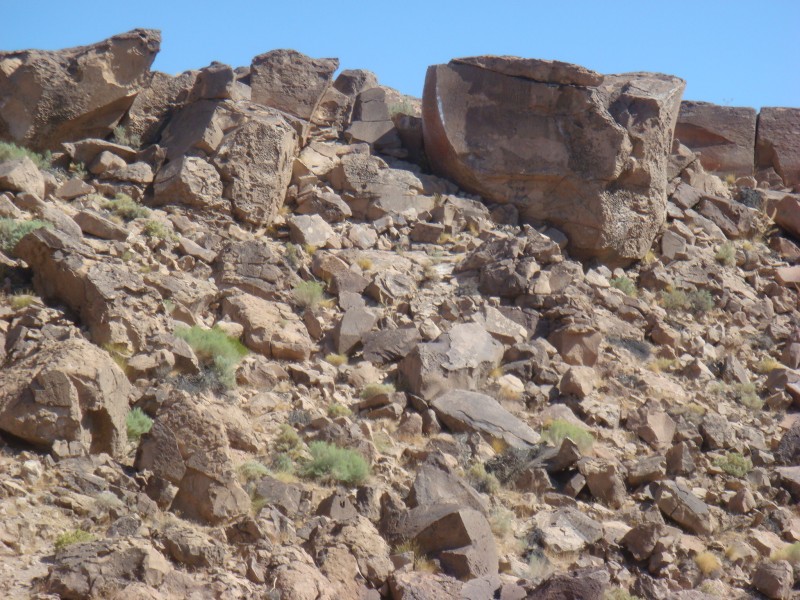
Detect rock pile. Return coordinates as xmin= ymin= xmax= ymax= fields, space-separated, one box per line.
xmin=0 ymin=30 xmax=799 ymax=599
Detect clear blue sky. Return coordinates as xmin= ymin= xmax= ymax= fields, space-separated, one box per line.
xmin=3 ymin=0 xmax=799 ymax=110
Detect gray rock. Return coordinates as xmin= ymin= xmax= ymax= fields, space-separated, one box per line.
xmin=655 ymin=480 xmax=715 ymax=535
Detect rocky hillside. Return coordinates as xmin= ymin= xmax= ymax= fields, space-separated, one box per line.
xmin=0 ymin=29 xmax=799 ymax=600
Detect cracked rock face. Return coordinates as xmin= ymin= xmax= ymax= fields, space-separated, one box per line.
xmin=0 ymin=29 xmax=160 ymax=151
xmin=422 ymin=56 xmax=685 ymax=265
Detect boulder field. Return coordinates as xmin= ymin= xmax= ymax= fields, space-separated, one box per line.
xmin=0 ymin=30 xmax=799 ymax=599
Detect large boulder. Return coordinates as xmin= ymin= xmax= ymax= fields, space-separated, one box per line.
xmin=0 ymin=337 xmax=130 ymax=456
xmin=250 ymin=49 xmax=339 ymax=121
xmin=674 ymin=101 xmax=757 ymax=177
xmin=135 ymin=394 xmax=251 ymax=524
xmin=756 ymin=107 xmax=800 ymax=187
xmin=0 ymin=29 xmax=160 ymax=151
xmin=422 ymin=56 xmax=685 ymax=265
xmin=158 ymin=98 xmax=299 ymax=225
xmin=398 ymin=323 xmax=504 ymax=399
xmin=15 ymin=228 xmax=167 ymax=352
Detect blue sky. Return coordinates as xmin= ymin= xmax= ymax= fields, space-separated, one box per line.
xmin=3 ymin=0 xmax=798 ymax=109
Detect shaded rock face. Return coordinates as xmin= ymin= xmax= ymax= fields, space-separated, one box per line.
xmin=756 ymin=107 xmax=800 ymax=187
xmin=0 ymin=337 xmax=130 ymax=456
xmin=674 ymin=101 xmax=757 ymax=177
xmin=0 ymin=29 xmax=160 ymax=151
xmin=422 ymin=56 xmax=685 ymax=265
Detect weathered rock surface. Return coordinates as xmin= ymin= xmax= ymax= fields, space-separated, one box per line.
xmin=135 ymin=394 xmax=250 ymax=524
xmin=0 ymin=29 xmax=160 ymax=150
xmin=422 ymin=56 xmax=685 ymax=264
xmin=756 ymin=107 xmax=800 ymax=187
xmin=431 ymin=390 xmax=539 ymax=448
xmin=251 ymin=49 xmax=339 ymax=121
xmin=674 ymin=101 xmax=757 ymax=177
xmin=0 ymin=337 xmax=130 ymax=456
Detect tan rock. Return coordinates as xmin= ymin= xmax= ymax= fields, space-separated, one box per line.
xmin=251 ymin=49 xmax=339 ymax=121
xmin=423 ymin=56 xmax=685 ymax=265
xmin=756 ymin=107 xmax=800 ymax=187
xmin=153 ymin=156 xmax=225 ymax=210
xmin=0 ymin=337 xmax=130 ymax=456
xmin=0 ymin=29 xmax=160 ymax=150
xmin=0 ymin=157 xmax=44 ymax=198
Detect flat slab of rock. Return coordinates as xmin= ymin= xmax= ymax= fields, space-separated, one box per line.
xmin=655 ymin=480 xmax=715 ymax=535
xmin=453 ymin=55 xmax=603 ymax=86
xmin=431 ymin=390 xmax=539 ymax=448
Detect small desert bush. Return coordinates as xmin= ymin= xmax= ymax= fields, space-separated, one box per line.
xmin=772 ymin=542 xmax=800 ymax=565
xmin=143 ymin=219 xmax=175 ymax=241
xmin=301 ymin=442 xmax=369 ymax=485
xmin=467 ymin=463 xmax=500 ymax=495
xmin=694 ymin=551 xmax=722 ymax=576
xmin=0 ymin=218 xmax=51 ymax=256
xmin=9 ymin=293 xmax=36 ymax=310
xmin=715 ymin=242 xmax=736 ymax=266
xmin=733 ymin=382 xmax=762 ymax=410
xmin=126 ymin=408 xmax=153 ymax=441
xmin=112 ymin=124 xmax=141 ymax=148
xmin=104 ymin=193 xmax=149 ymax=221
xmin=356 ymin=257 xmax=373 ymax=271
xmin=660 ymin=288 xmax=689 ymax=311
xmin=325 ymin=353 xmax=348 ymax=367
xmin=238 ymin=460 xmax=270 ymax=483
xmin=0 ymin=141 xmax=51 ymax=169
xmin=610 ymin=276 xmax=637 ymax=297
xmin=388 ymin=97 xmax=416 ymax=117
xmin=756 ymin=357 xmax=781 ymax=373
xmin=649 ymin=357 xmax=677 ymax=373
xmin=714 ymin=452 xmax=752 ymax=477
xmin=292 ymin=280 xmax=324 ymax=310
xmin=688 ymin=289 xmax=715 ymax=314
xmin=327 ymin=403 xmax=353 ymax=419
xmin=174 ymin=325 xmax=248 ymax=388
xmin=361 ymin=382 xmax=395 ymax=399
xmin=489 ymin=506 xmax=515 ymax=538
xmin=54 ymin=529 xmax=94 ymax=551
xmin=541 ymin=419 xmax=593 ymax=452
xmin=393 ymin=538 xmax=438 ymax=573
xmin=274 ymin=424 xmax=300 ymax=452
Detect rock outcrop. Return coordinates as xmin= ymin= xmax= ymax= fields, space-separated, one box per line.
xmin=0 ymin=29 xmax=160 ymax=150
xmin=756 ymin=107 xmax=800 ymax=187
xmin=422 ymin=56 xmax=685 ymax=265
xmin=674 ymin=101 xmax=757 ymax=177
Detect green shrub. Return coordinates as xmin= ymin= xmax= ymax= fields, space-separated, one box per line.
xmin=104 ymin=193 xmax=149 ymax=221
xmin=54 ymin=529 xmax=94 ymax=551
xmin=733 ymin=382 xmax=762 ymax=409
xmin=174 ymin=326 xmax=248 ymax=388
xmin=660 ymin=288 xmax=689 ymax=311
xmin=327 ymin=403 xmax=352 ymax=418
xmin=9 ymin=293 xmax=36 ymax=310
xmin=292 ymin=280 xmax=325 ymax=309
xmin=715 ymin=242 xmax=736 ymax=266
xmin=325 ymin=353 xmax=348 ymax=367
xmin=714 ymin=452 xmax=752 ymax=477
xmin=275 ymin=424 xmax=300 ymax=452
xmin=541 ymin=419 xmax=594 ymax=452
xmin=388 ymin=97 xmax=416 ymax=117
xmin=467 ymin=463 xmax=500 ymax=495
xmin=126 ymin=408 xmax=153 ymax=441
xmin=772 ymin=542 xmax=800 ymax=565
xmin=361 ymin=382 xmax=395 ymax=399
xmin=271 ymin=452 xmax=295 ymax=473
xmin=238 ymin=460 xmax=270 ymax=482
xmin=301 ymin=441 xmax=370 ymax=485
xmin=0 ymin=141 xmax=51 ymax=169
xmin=112 ymin=124 xmax=141 ymax=148
xmin=688 ymin=289 xmax=715 ymax=314
xmin=143 ymin=219 xmax=175 ymax=241
xmin=0 ymin=219 xmax=51 ymax=256
xmin=610 ymin=276 xmax=637 ymax=297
